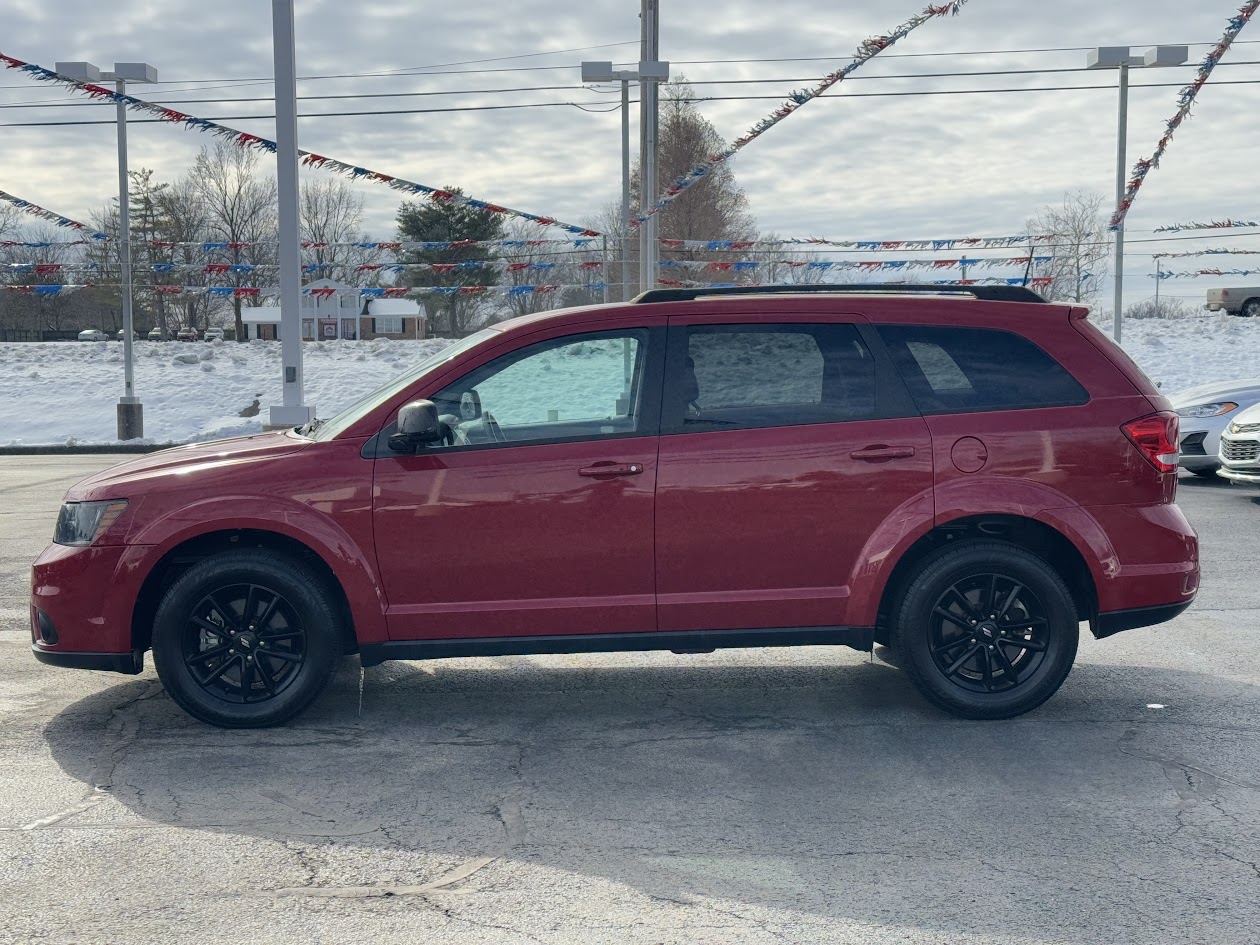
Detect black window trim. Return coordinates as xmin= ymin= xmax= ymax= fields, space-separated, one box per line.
xmin=363 ymin=326 xmax=667 ymax=459
xmin=659 ymin=320 xmax=919 ymax=436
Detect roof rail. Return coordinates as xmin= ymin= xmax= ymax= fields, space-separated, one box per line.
xmin=632 ymin=284 xmax=1048 ymax=305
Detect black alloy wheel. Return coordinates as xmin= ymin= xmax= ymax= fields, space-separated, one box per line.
xmin=182 ymin=583 xmax=307 ymax=704
xmin=891 ymin=540 xmax=1079 ymax=719
xmin=927 ymin=574 xmax=1049 ymax=695
xmin=152 ymin=550 xmax=342 ymax=728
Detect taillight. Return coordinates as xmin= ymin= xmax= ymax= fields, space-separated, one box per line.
xmin=1123 ymin=412 xmax=1179 ymax=473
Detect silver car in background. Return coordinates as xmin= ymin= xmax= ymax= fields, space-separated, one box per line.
xmin=1169 ymin=377 xmax=1260 ymax=477
xmin=1218 ymin=402 xmax=1260 ymax=485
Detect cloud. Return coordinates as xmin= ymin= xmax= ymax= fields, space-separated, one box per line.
xmin=1 ymin=0 xmax=1257 ymax=264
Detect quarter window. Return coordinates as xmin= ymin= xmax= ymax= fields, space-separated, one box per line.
xmin=878 ymin=325 xmax=1088 ymax=414
xmin=665 ymin=324 xmax=876 ymax=432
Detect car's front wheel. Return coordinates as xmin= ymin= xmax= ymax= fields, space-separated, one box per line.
xmin=151 ymin=550 xmax=343 ymax=728
xmin=891 ymin=541 xmax=1079 ymax=719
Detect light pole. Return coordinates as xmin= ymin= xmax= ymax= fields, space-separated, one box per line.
xmin=56 ymin=60 xmax=158 ymax=441
xmin=1087 ymin=45 xmax=1188 ymax=344
xmin=268 ymin=0 xmax=314 ymax=430
xmin=640 ymin=0 xmax=662 ymax=293
xmin=581 ymin=60 xmax=669 ymax=301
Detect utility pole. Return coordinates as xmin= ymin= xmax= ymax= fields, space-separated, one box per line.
xmin=639 ymin=0 xmax=660 ymax=293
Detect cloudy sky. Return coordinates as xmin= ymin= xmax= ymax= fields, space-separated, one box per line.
xmin=3 ymin=0 xmax=1258 ymax=308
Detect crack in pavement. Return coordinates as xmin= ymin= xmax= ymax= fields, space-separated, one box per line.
xmin=20 ymin=681 xmax=163 ymax=831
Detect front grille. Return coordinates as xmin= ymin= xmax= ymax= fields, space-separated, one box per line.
xmin=1180 ymin=432 xmax=1207 ymax=456
xmin=1222 ymin=438 xmax=1260 ymax=463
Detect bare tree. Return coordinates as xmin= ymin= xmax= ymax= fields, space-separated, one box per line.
xmin=0 ymin=202 xmax=21 ymax=240
xmin=194 ymin=142 xmax=278 ymax=340
xmin=758 ymin=234 xmax=832 ymax=286
xmin=158 ymin=173 xmax=213 ymax=335
xmin=626 ymin=79 xmax=758 ymax=292
xmin=1026 ymin=191 xmax=1110 ymax=305
xmin=300 ymin=176 xmax=384 ymax=287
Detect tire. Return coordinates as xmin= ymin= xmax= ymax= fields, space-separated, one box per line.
xmin=890 ymin=541 xmax=1079 ymax=719
xmin=1188 ymin=465 xmax=1220 ymax=478
xmin=1242 ymin=299 xmax=1260 ymax=318
xmin=151 ymin=550 xmax=343 ymax=728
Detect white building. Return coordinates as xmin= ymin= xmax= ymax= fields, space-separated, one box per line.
xmin=239 ymin=280 xmax=426 ymax=341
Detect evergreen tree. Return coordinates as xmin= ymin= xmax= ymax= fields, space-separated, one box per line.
xmin=396 ymin=189 xmax=505 ymax=337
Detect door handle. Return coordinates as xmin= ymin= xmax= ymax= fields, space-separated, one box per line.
xmin=850 ymin=445 xmax=916 ymax=462
xmin=578 ymin=462 xmax=645 ymax=478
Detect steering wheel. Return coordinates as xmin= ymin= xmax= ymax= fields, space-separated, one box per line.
xmin=482 ymin=410 xmax=507 ymax=444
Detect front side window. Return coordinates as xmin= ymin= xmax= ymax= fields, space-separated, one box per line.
xmin=426 ymin=331 xmax=649 ymax=448
xmin=878 ymin=325 xmax=1088 ymax=414
xmin=664 ymin=323 xmax=876 ymax=432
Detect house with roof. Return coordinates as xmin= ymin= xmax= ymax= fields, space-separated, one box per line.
xmin=239 ymin=279 xmax=427 ymax=341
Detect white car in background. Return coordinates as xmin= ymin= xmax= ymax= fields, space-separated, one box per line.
xmin=1169 ymin=377 xmax=1260 ymax=477
xmin=76 ymin=329 xmax=108 ymax=342
xmin=203 ymin=327 xmax=224 ymax=342
xmin=1217 ymin=402 xmax=1260 ymax=485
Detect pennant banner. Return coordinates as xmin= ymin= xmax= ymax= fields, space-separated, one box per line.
xmin=631 ymin=0 xmax=969 ymax=227
xmin=1151 ymin=268 xmax=1260 ymax=279
xmin=0 ymin=189 xmax=110 ymax=239
xmin=1111 ymin=1 xmax=1260 ymax=229
xmin=0 ymin=53 xmax=598 ymax=236
xmin=1152 ymin=248 xmax=1260 ymax=259
xmin=4 ymin=256 xmax=1045 ymax=277
xmin=659 ymin=255 xmax=1050 ymax=273
xmin=658 ymin=277 xmax=1057 ymax=290
xmin=2 ymin=283 xmax=614 ymax=298
xmin=664 ymin=234 xmax=1057 ymax=251
xmin=1153 ymin=219 xmax=1260 ymax=233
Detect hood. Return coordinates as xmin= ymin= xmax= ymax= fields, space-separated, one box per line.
xmin=1230 ymin=401 xmax=1260 ymax=426
xmin=66 ymin=430 xmax=312 ymax=500
xmin=1167 ymin=376 xmax=1260 ymax=407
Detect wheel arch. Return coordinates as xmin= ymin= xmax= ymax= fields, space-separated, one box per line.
xmin=871 ymin=514 xmax=1098 ymax=644
xmin=130 ymin=528 xmax=360 ymax=656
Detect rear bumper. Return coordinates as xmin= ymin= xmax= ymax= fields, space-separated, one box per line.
xmin=1095 ymin=600 xmax=1193 ymax=639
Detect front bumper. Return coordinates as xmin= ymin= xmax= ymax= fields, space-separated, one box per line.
xmin=30 ymin=541 xmax=148 ymax=670
xmin=31 ymin=645 xmax=144 ymax=674
xmin=1218 ymin=465 xmax=1260 ymax=485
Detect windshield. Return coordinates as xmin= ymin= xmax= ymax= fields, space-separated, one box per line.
xmin=310 ymin=329 xmax=499 ymax=441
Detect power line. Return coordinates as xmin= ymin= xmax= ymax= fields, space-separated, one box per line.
xmin=2 ymin=39 xmax=1256 ymax=91
xmin=5 ymin=77 xmax=1260 ymax=129
xmin=6 ymin=60 xmax=1260 ymax=111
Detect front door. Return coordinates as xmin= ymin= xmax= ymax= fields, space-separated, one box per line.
xmin=373 ymin=326 xmax=664 ymax=641
xmin=654 ymin=316 xmax=933 ymax=632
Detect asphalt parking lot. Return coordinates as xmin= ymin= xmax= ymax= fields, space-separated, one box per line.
xmin=1 ymin=456 xmax=1257 ymax=945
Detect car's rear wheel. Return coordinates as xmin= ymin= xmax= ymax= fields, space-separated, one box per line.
xmin=1241 ymin=299 xmax=1260 ymax=318
xmin=151 ymin=550 xmax=342 ymax=728
xmin=891 ymin=541 xmax=1079 ymax=719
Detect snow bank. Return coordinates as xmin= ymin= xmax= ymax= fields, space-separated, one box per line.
xmin=0 ymin=314 xmax=1256 ymax=446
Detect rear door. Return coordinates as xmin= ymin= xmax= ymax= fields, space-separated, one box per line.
xmin=654 ymin=313 xmax=933 ymax=632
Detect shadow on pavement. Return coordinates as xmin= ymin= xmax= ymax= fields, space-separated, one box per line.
xmin=43 ymin=654 xmax=1260 ymax=940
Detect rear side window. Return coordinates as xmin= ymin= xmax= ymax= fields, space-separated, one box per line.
xmin=877 ymin=325 xmax=1088 ymax=414
xmin=665 ymin=323 xmax=876 ymax=432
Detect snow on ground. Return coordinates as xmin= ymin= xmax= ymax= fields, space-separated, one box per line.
xmin=0 ymin=313 xmax=1257 ymax=446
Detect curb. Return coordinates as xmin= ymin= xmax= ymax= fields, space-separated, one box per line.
xmin=0 ymin=444 xmax=176 ymax=456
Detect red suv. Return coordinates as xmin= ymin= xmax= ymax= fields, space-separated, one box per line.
xmin=30 ymin=286 xmax=1199 ymax=727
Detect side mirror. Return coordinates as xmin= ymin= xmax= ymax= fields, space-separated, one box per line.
xmin=387 ymin=400 xmax=450 ymax=452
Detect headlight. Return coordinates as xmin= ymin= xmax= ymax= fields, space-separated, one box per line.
xmin=53 ymin=500 xmax=128 ymax=547
xmin=1176 ymin=402 xmax=1238 ymax=419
